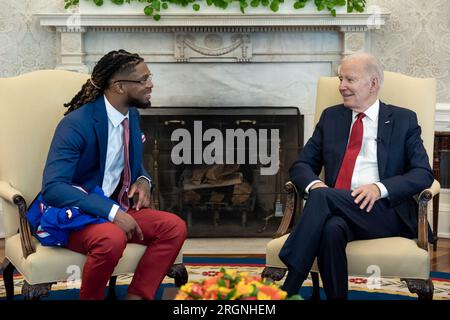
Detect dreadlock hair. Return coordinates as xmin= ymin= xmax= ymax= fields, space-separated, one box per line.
xmin=64 ymin=49 xmax=144 ymax=115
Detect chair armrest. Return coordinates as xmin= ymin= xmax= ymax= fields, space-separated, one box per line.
xmin=271 ymin=179 xmax=440 ymax=251
xmin=0 ymin=181 xmax=36 ymax=258
xmin=418 ymin=179 xmax=440 ymax=201
xmin=0 ymin=181 xmax=24 ymax=204
xmin=274 ymin=181 xmax=300 ymax=238
xmin=417 ymin=179 xmax=440 ymax=251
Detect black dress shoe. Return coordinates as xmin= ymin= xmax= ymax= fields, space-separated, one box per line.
xmin=281 ymin=270 xmax=305 ymax=296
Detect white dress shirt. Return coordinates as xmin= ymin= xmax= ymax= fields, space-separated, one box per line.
xmin=306 ymin=99 xmax=389 ymax=198
xmin=102 ymin=96 xmax=151 ymax=221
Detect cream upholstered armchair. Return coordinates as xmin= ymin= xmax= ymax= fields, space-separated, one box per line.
xmin=0 ymin=70 xmax=187 ymax=300
xmin=262 ymin=71 xmax=440 ymax=300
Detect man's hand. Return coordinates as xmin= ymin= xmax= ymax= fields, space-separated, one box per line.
xmin=128 ymin=178 xmax=152 ymax=211
xmin=113 ymin=210 xmax=144 ymax=241
xmin=310 ymin=181 xmax=329 ymax=190
xmin=351 ymin=184 xmax=381 ymax=213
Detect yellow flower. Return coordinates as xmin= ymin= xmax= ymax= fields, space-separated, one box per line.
xmin=205 ymin=284 xmax=219 ymax=292
xmin=218 ymin=286 xmax=231 ymax=295
xmin=258 ymin=285 xmax=288 ymax=300
xmin=174 ymin=291 xmax=189 ymax=300
xmin=225 ymin=269 xmax=237 ymax=277
xmin=235 ymin=282 xmax=253 ymax=297
xmin=179 ymin=282 xmax=193 ymax=293
xmin=257 ymin=291 xmax=272 ymax=300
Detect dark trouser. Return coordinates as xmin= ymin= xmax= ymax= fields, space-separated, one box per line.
xmin=279 ymin=188 xmax=410 ymax=300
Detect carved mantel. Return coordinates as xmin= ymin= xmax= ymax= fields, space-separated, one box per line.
xmin=36 ymin=9 xmax=390 ymax=143
xmin=38 ymin=12 xmax=390 ymax=72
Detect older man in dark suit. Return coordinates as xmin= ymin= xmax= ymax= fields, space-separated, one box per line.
xmin=279 ymin=53 xmax=434 ymax=299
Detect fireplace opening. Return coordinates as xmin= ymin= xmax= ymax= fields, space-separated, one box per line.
xmin=140 ymin=107 xmax=303 ymax=237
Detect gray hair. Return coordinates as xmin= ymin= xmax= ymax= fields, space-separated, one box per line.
xmin=341 ymin=53 xmax=384 ymax=86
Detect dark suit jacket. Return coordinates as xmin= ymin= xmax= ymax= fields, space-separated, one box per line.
xmin=289 ymin=101 xmax=434 ymax=237
xmin=41 ymin=97 xmax=151 ymax=219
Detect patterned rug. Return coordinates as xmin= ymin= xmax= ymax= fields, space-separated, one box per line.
xmin=1 ymin=257 xmax=449 ymax=300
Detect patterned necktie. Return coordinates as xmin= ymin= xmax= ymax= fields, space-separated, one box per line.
xmin=335 ymin=113 xmax=366 ymax=190
xmin=118 ymin=118 xmax=131 ymax=210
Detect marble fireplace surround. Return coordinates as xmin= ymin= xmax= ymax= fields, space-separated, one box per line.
xmin=38 ymin=10 xmax=389 ymax=140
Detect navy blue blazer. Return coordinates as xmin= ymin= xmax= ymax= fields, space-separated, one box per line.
xmin=289 ymin=101 xmax=434 ymax=236
xmin=41 ymin=97 xmax=151 ymax=219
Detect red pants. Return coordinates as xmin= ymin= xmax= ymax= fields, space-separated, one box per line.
xmin=66 ymin=209 xmax=187 ymax=300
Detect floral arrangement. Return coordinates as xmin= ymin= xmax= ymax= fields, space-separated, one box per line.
xmin=175 ymin=267 xmax=302 ymax=300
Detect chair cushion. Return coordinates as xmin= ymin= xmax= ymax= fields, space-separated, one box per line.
xmin=6 ymin=234 xmax=183 ymax=285
xmin=266 ymin=234 xmax=430 ymax=280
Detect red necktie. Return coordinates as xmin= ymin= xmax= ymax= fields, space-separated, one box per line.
xmin=335 ymin=113 xmax=366 ymax=190
xmin=118 ymin=118 xmax=131 ymax=210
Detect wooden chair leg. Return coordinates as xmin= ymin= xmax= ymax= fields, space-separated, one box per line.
xmin=432 ymin=194 xmax=439 ymax=251
xmin=166 ymin=263 xmax=188 ymax=287
xmin=22 ymin=281 xmax=53 ymax=300
xmin=311 ymin=272 xmax=321 ymax=300
xmin=107 ymin=276 xmax=118 ymax=300
xmin=402 ymin=278 xmax=434 ymax=300
xmin=261 ymin=266 xmax=287 ymax=282
xmin=2 ymin=259 xmax=16 ymax=300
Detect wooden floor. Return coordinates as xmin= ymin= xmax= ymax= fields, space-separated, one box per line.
xmin=431 ymin=238 xmax=450 ymax=273
xmin=1 ymin=238 xmax=449 ymax=272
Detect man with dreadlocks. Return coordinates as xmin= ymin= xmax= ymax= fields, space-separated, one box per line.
xmin=40 ymin=50 xmax=187 ymax=300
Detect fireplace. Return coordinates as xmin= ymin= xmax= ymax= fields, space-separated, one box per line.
xmin=37 ymin=8 xmax=389 ymax=237
xmin=140 ymin=107 xmax=303 ymax=237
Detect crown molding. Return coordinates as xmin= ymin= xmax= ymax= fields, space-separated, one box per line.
xmin=37 ymin=12 xmax=389 ymax=32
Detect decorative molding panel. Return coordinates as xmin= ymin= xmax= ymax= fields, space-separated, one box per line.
xmin=435 ymin=103 xmax=450 ymax=132
xmin=438 ymin=189 xmax=450 ymax=238
xmin=175 ymin=33 xmax=252 ymax=62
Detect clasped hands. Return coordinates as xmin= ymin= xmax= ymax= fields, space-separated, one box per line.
xmin=113 ymin=178 xmax=152 ymax=241
xmin=310 ymin=181 xmax=381 ymax=213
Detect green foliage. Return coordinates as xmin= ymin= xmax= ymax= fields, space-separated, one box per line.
xmin=64 ymin=0 xmax=79 ymax=9
xmin=144 ymin=4 xmax=153 ymax=15
xmin=64 ymin=0 xmax=366 ymax=21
